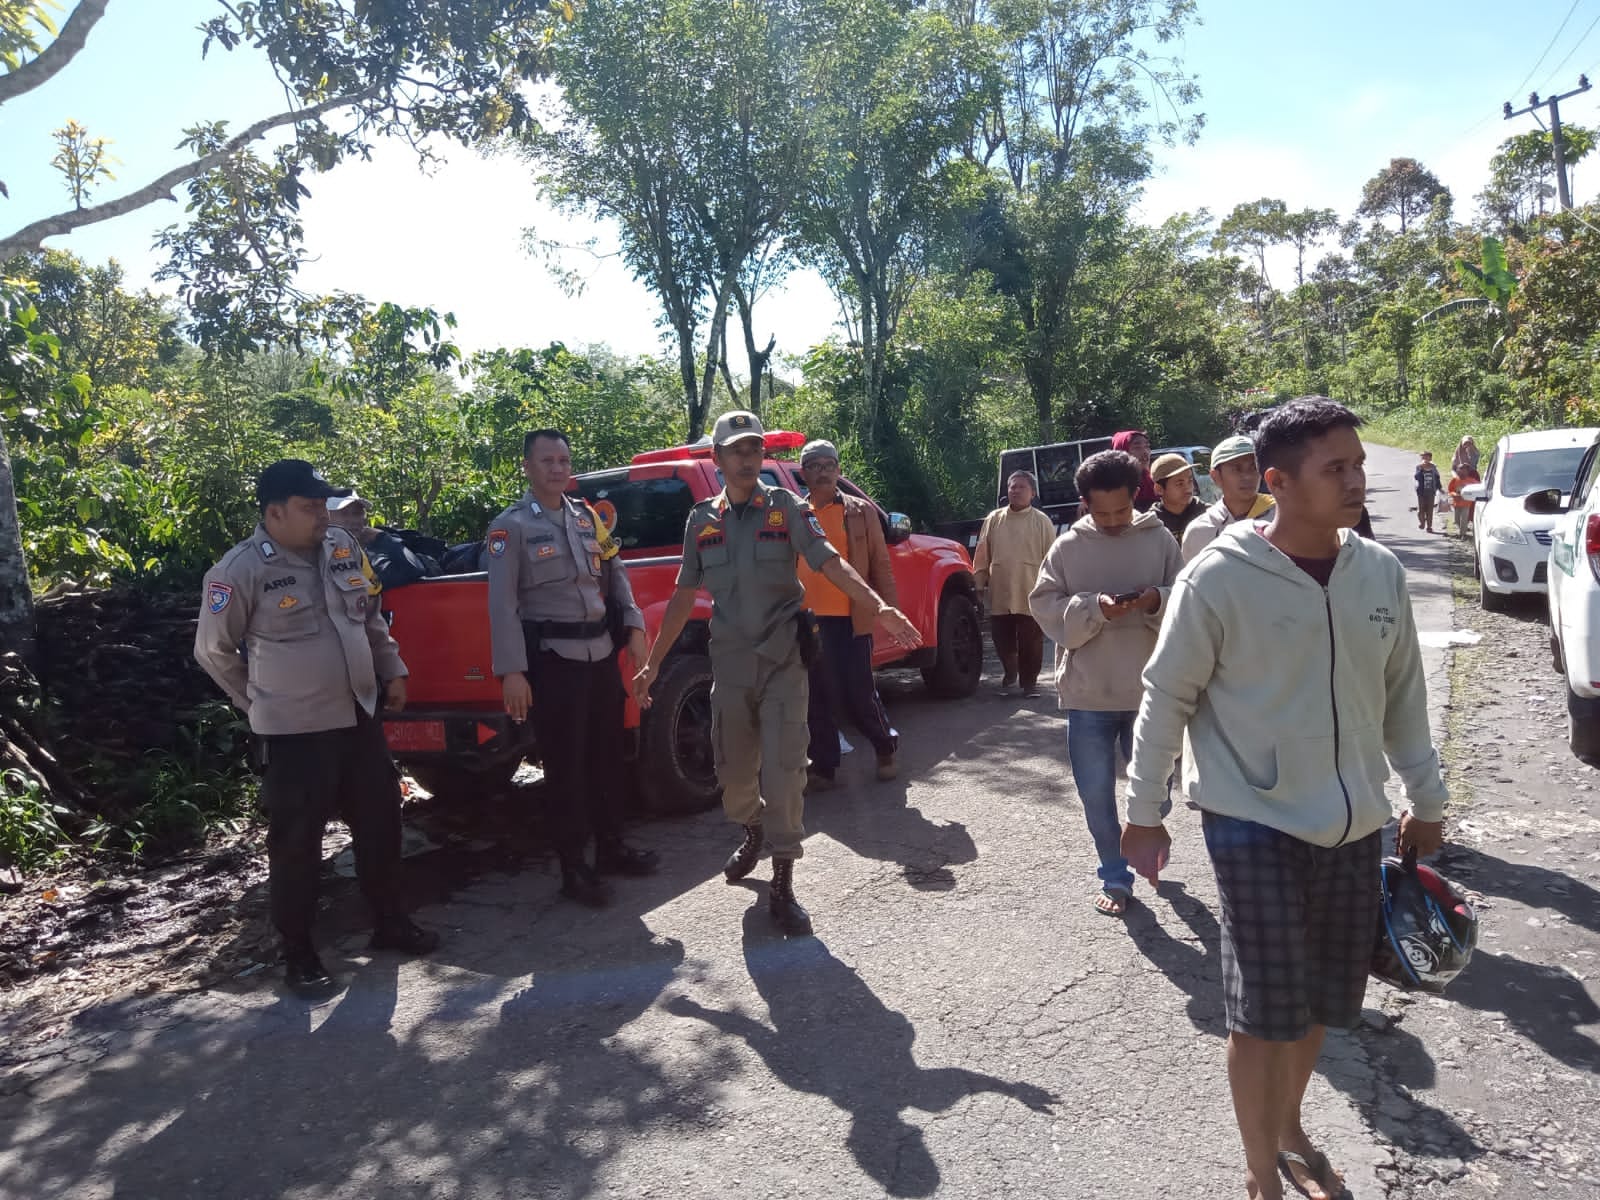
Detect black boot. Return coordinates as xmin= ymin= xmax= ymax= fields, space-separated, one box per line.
xmin=595 ymin=840 xmax=661 ymax=877
xmin=768 ymin=857 xmax=813 ymax=936
xmin=724 ymin=823 xmax=764 ymax=882
xmin=559 ymin=856 xmax=612 ymax=908
xmin=284 ymin=944 xmax=338 ymax=995
xmin=370 ymin=915 xmax=441 ymax=955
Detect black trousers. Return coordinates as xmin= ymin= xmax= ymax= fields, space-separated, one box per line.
xmin=261 ymin=707 xmax=403 ymax=947
xmin=525 ymin=646 xmax=628 ymax=860
xmin=806 ymin=616 xmax=896 ymax=773
xmin=991 ymin=613 xmax=1045 ymax=687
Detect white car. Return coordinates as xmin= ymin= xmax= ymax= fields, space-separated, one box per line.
xmin=1539 ymin=430 xmax=1600 ymax=764
xmin=1465 ymin=427 xmax=1598 ymax=612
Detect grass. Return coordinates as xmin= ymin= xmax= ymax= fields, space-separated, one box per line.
xmin=1358 ymin=403 xmax=1527 ymax=458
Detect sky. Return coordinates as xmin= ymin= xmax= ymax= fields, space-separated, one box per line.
xmin=4 ymin=0 xmax=1600 ymax=362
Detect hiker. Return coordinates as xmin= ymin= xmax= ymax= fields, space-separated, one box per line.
xmin=1029 ymin=449 xmax=1181 ymax=917
xmin=1121 ymin=399 xmax=1447 ymax=1200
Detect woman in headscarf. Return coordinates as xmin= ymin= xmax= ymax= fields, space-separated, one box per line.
xmin=1110 ymin=430 xmax=1158 ymax=511
xmin=1452 ymin=436 xmax=1479 ymax=475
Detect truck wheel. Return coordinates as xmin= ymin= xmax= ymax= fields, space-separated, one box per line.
xmin=921 ymin=590 xmax=984 ymax=698
xmin=1569 ymin=685 xmax=1600 ymax=768
xmin=639 ymin=653 xmax=722 ymax=815
xmin=405 ymin=760 xmax=519 ymax=801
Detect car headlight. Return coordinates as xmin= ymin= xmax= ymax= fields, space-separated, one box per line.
xmin=1484 ymin=523 xmax=1528 ymax=545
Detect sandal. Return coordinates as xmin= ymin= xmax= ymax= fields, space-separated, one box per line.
xmin=1277 ymin=1149 xmax=1348 ymax=1200
xmin=1093 ymin=888 xmax=1131 ymax=917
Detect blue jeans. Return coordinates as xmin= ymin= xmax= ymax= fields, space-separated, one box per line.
xmin=1066 ymin=709 xmax=1138 ymax=893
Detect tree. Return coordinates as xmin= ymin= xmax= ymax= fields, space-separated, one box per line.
xmin=796 ymin=0 xmax=989 ymax=452
xmin=526 ymin=0 xmax=816 ymax=439
xmin=961 ymin=0 xmax=1201 ymax=441
xmin=0 ymin=0 xmax=564 ymax=654
xmin=1357 ymin=157 xmax=1450 ymax=234
xmin=1479 ymin=126 xmax=1597 ymax=232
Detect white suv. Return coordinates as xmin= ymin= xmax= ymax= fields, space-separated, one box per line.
xmin=1539 ymin=429 xmax=1600 ymax=764
xmin=1466 ymin=427 xmax=1597 ymax=611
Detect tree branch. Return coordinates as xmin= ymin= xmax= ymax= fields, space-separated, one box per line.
xmin=0 ymin=0 xmax=113 ymax=105
xmin=0 ymin=90 xmax=375 ymax=261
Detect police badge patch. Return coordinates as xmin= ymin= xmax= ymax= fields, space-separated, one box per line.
xmin=488 ymin=529 xmax=509 ymax=558
xmin=207 ymin=582 xmax=233 ymax=614
xmin=806 ymin=514 xmax=825 ymax=537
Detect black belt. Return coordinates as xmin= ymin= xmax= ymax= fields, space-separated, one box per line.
xmin=523 ymin=618 xmax=610 ymax=639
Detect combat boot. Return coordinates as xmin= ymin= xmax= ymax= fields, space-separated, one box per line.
xmin=768 ymin=857 xmax=813 ymax=935
xmin=559 ymin=856 xmax=612 ymax=908
xmin=284 ymin=944 xmax=338 ymax=996
xmin=724 ymin=823 xmax=764 ymax=882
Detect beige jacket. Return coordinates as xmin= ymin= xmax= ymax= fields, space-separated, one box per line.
xmin=1180 ymin=493 xmax=1276 ymax=563
xmin=973 ymin=505 xmax=1056 ymax=616
xmin=1127 ymin=523 xmax=1447 ymax=846
xmin=1028 ymin=511 xmax=1182 ymax=711
xmin=194 ymin=525 xmax=406 ymax=736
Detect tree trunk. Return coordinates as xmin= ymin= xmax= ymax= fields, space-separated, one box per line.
xmin=0 ymin=422 xmax=37 ymax=667
xmin=732 ymin=282 xmax=775 ymax=416
xmin=697 ymin=273 xmax=738 ymax=431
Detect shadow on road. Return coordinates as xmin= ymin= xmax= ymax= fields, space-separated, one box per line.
xmin=1122 ymin=879 xmax=1227 ymax=1038
xmin=666 ymin=905 xmax=1057 ymax=1198
xmin=1 ymin=851 xmax=714 ymax=1200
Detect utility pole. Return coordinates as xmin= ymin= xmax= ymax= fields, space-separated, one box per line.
xmin=1504 ymin=75 xmax=1592 ymax=210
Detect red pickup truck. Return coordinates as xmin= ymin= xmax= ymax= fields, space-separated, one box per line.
xmin=380 ymin=430 xmax=982 ymax=814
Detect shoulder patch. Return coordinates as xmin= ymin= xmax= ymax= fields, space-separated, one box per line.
xmin=488 ymin=529 xmax=509 ymax=558
xmin=806 ymin=513 xmax=825 ymax=538
xmin=592 ymin=498 xmax=619 ymax=534
xmin=258 ymin=539 xmax=277 ymax=561
xmin=206 ymin=582 xmax=233 ymax=614
xmin=332 ymin=545 xmax=352 ymax=560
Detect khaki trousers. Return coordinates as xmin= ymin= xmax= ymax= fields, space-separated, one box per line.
xmin=711 ymin=650 xmax=810 ymax=858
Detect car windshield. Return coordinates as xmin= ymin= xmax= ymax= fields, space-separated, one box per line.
xmin=1499 ymin=446 xmax=1588 ymax=498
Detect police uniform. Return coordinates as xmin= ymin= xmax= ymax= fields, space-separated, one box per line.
xmin=194 ymin=518 xmax=414 ymax=961
xmin=676 ymin=467 xmax=838 ymax=863
xmin=485 ymin=489 xmax=650 ymax=892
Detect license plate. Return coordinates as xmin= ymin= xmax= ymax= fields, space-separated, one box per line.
xmin=384 ymin=720 xmax=447 ymax=752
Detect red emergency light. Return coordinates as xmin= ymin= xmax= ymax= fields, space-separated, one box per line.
xmin=631 ymin=429 xmax=807 ymax=465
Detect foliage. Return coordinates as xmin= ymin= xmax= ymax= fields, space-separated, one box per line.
xmin=0 ymin=766 xmax=72 ymax=871
xmin=1358 ymin=157 xmax=1451 ymax=233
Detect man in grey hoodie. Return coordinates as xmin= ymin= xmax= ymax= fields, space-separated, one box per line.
xmin=1122 ymin=398 xmax=1446 ymax=1200
xmin=1029 ymin=450 xmax=1182 ymax=916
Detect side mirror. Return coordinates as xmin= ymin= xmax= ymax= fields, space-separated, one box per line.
xmin=1459 ymin=484 xmax=1486 ymax=503
xmin=887 ymin=512 xmax=914 ymax=545
xmin=1523 ymin=488 xmax=1566 ymax=516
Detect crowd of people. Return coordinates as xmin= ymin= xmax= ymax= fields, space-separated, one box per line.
xmin=193 ymin=398 xmax=1448 ymax=1200
xmin=1413 ymin=436 xmax=1481 ymax=536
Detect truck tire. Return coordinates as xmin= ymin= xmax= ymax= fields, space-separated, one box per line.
xmin=921 ymin=590 xmax=984 ymax=699
xmin=1569 ymin=685 xmax=1600 ymax=768
xmin=405 ymin=760 xmax=519 ymax=801
xmin=638 ymin=652 xmax=722 ymax=815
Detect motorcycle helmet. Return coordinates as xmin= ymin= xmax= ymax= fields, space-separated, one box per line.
xmin=1371 ymin=846 xmax=1477 ymax=994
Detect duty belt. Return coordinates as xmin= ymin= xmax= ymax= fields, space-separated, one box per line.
xmin=523 ymin=617 xmax=610 ymax=640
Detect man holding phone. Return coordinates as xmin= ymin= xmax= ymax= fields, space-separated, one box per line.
xmin=1028 ymin=449 xmax=1182 ymax=916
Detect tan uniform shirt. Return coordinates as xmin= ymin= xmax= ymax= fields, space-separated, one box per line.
xmin=972 ymin=505 xmax=1057 ymax=616
xmin=675 ymin=483 xmax=838 ymax=681
xmin=486 ymin=491 xmax=644 ymax=676
xmin=193 ymin=525 xmax=406 ymax=736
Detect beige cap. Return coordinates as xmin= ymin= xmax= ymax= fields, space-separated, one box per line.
xmin=712 ymin=409 xmax=765 ymax=448
xmin=1150 ymin=453 xmax=1193 ymax=483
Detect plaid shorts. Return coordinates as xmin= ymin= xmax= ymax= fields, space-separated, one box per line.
xmin=1202 ymin=811 xmax=1382 ymax=1042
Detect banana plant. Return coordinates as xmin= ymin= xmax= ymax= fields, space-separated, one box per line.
xmin=1421 ymin=235 xmax=1517 ymax=363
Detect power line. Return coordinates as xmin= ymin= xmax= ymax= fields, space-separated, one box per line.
xmin=1510 ymin=0 xmax=1584 ymax=99
xmin=1545 ymin=10 xmax=1600 ymax=85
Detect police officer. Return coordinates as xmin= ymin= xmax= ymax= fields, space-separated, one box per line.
xmin=632 ymin=411 xmax=921 ymax=934
xmin=194 ymin=460 xmax=438 ymax=995
xmin=487 ymin=428 xmax=658 ymax=908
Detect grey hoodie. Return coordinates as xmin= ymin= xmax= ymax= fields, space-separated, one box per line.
xmin=1028 ymin=510 xmax=1183 ymax=711
xmin=1126 ymin=522 xmax=1447 ymax=846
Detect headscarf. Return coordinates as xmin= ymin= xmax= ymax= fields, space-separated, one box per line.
xmin=1110 ymin=430 xmax=1158 ymax=510
xmin=1453 ymin=436 xmax=1479 ymax=474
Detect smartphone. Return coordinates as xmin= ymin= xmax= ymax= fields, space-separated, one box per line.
xmin=1112 ymin=591 xmax=1142 ymax=604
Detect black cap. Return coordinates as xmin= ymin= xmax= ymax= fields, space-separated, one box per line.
xmin=255 ymin=459 xmax=352 ymax=507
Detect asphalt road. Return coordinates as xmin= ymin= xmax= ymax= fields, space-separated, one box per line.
xmin=3 ymin=441 xmax=1597 ymax=1199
